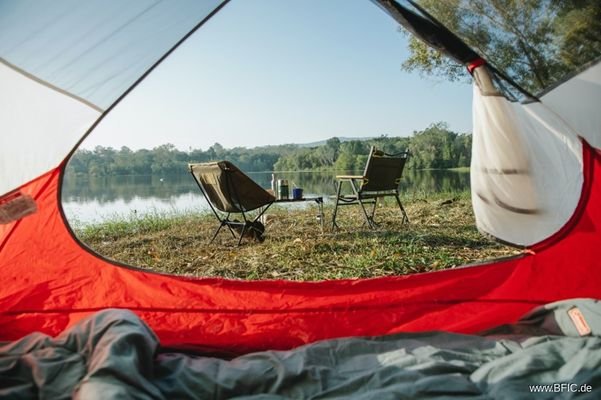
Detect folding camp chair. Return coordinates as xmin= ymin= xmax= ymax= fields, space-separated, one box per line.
xmin=332 ymin=147 xmax=409 ymax=230
xmin=189 ymin=161 xmax=275 ymax=245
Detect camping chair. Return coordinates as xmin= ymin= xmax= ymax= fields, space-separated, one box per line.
xmin=332 ymin=147 xmax=409 ymax=230
xmin=189 ymin=161 xmax=275 ymax=245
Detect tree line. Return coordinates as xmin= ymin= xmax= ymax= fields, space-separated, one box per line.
xmin=66 ymin=122 xmax=471 ymax=177
xmin=274 ymin=122 xmax=470 ymax=172
xmin=67 ymin=143 xmax=287 ymax=176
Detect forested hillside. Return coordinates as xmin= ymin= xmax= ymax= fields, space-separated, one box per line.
xmin=66 ymin=122 xmax=471 ymax=176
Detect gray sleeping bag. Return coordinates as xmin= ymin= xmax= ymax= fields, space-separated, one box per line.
xmin=1 ymin=299 xmax=600 ymax=399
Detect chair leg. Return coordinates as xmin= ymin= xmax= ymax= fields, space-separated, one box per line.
xmin=252 ymin=203 xmax=273 ymax=226
xmin=225 ymin=224 xmax=237 ymax=238
xmin=234 ymin=210 xmax=250 ymax=246
xmin=357 ymin=198 xmax=376 ymax=229
xmin=223 ymin=213 xmax=237 ymax=238
xmin=209 ymin=222 xmax=225 ymax=244
xmin=395 ymin=195 xmax=409 ymax=224
xmin=317 ymin=198 xmax=324 ymax=232
xmin=237 ymin=223 xmax=247 ymax=246
xmin=370 ymin=197 xmax=378 ymax=222
xmin=331 ymin=181 xmax=343 ymax=230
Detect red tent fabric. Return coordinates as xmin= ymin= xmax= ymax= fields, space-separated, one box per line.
xmin=1 ymin=1 xmax=600 ymax=354
xmin=1 ymin=144 xmax=599 ymax=353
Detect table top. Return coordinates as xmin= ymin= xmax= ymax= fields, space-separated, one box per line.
xmin=274 ymin=196 xmax=323 ymax=203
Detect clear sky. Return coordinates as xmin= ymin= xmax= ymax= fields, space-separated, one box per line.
xmin=82 ymin=0 xmax=473 ymax=151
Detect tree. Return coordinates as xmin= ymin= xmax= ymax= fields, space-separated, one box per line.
xmin=151 ymin=144 xmax=183 ymax=174
xmin=334 ymin=141 xmax=369 ymax=171
xmin=208 ymin=143 xmax=225 ymax=159
xmin=401 ymin=0 xmax=601 ymax=94
xmin=553 ymin=0 xmax=601 ymax=68
xmin=408 ymin=122 xmax=463 ymax=169
xmin=110 ymin=146 xmax=133 ymax=175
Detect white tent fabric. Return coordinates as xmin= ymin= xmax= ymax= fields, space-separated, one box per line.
xmin=541 ymin=61 xmax=601 ymax=150
xmin=0 ymin=0 xmax=225 ymax=198
xmin=0 ymin=61 xmax=100 ymax=196
xmin=0 ymin=0 xmax=224 ymax=110
xmin=471 ymin=67 xmax=583 ymax=246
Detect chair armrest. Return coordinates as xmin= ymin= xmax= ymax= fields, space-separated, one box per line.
xmin=335 ymin=175 xmax=364 ymax=180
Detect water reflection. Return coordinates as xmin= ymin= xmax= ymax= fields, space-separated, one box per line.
xmin=62 ymin=169 xmax=469 ymax=224
xmin=62 ymin=174 xmax=196 ymax=204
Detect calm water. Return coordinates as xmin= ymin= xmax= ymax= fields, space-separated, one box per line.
xmin=62 ymin=170 xmax=470 ymax=225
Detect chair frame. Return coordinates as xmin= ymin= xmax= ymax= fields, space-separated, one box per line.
xmin=331 ymin=147 xmax=409 ymax=230
xmin=189 ymin=162 xmax=274 ymax=246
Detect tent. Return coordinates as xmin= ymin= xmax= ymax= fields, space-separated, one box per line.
xmin=1 ymin=0 xmax=600 ymax=358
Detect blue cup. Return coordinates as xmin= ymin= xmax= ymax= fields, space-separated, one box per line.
xmin=292 ymin=187 xmax=303 ymax=200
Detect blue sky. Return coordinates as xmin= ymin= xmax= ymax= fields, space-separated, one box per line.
xmin=83 ymin=0 xmax=472 ymax=151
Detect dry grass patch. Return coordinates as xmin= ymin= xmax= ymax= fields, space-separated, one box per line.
xmin=75 ymin=194 xmax=521 ymax=280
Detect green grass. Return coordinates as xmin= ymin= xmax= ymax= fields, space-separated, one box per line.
xmin=74 ymin=192 xmax=520 ymax=281
xmin=78 ymin=211 xmax=192 ymax=241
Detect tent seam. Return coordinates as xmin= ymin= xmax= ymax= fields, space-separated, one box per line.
xmin=0 ymin=57 xmax=103 ymax=112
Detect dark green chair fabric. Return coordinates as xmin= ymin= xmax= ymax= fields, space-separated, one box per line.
xmin=332 ymin=147 xmax=409 ymax=229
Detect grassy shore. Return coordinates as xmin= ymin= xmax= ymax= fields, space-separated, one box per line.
xmin=75 ymin=192 xmax=520 ymax=281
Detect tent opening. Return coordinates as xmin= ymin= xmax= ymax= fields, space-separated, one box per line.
xmin=60 ymin=0 xmax=520 ymax=280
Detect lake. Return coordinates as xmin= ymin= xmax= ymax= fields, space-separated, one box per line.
xmin=62 ymin=170 xmax=470 ymax=225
